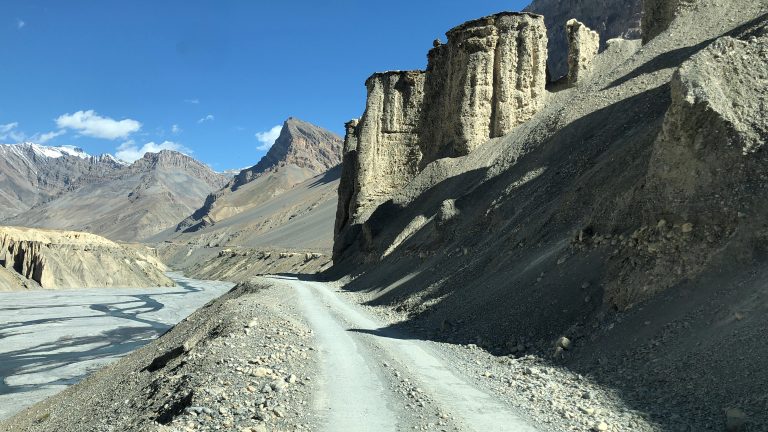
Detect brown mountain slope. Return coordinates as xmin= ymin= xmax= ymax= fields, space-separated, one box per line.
xmin=0 ymin=143 xmax=125 ymax=220
xmin=175 ymin=117 xmax=342 ymax=233
xmin=9 ymin=151 xmax=228 ymax=241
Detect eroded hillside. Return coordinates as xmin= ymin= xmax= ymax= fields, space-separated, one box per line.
xmin=0 ymin=226 xmax=173 ymax=290
xmin=332 ymin=0 xmax=768 ymax=429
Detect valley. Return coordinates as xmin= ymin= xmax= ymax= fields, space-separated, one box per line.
xmin=0 ymin=0 xmax=767 ymax=431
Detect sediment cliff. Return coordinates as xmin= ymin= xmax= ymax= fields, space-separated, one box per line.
xmin=335 ymin=12 xmax=549 ymax=257
xmin=0 ymin=226 xmax=173 ymax=290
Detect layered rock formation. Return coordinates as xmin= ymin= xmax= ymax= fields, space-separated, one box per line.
xmin=334 ymin=119 xmax=360 ymax=242
xmin=176 ymin=118 xmax=342 ymax=234
xmin=335 ymin=12 xmax=548 ymax=254
xmin=352 ymin=71 xmax=425 ymax=221
xmin=525 ymin=0 xmax=642 ymax=79
xmin=421 ymin=13 xmax=548 ymax=161
xmin=0 ymin=226 xmax=173 ymax=290
xmin=9 ymin=150 xmax=228 ymax=241
xmin=642 ymin=0 xmax=700 ymax=43
xmin=566 ymin=19 xmax=600 ymax=84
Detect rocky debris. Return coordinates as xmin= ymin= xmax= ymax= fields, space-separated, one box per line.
xmin=643 ymin=0 xmax=700 ymax=43
xmin=335 ymin=12 xmax=548 ymax=258
xmin=181 ymin=247 xmax=331 ymax=284
xmin=0 ymin=226 xmax=173 ymax=290
xmin=525 ymin=0 xmax=642 ymax=79
xmin=567 ymin=19 xmax=600 ymax=84
xmin=0 ymin=281 xmax=321 ymax=432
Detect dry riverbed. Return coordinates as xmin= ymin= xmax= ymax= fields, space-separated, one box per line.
xmin=0 ymin=273 xmax=233 ymax=420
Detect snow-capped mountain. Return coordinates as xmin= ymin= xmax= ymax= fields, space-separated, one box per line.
xmin=0 ymin=143 xmax=228 ymax=241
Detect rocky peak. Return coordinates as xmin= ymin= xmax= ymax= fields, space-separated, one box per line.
xmin=129 ymin=150 xmax=228 ymax=190
xmin=231 ymin=118 xmax=342 ymax=189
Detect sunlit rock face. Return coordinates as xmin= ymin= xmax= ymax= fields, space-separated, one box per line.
xmin=334 ymin=12 xmax=548 ymax=260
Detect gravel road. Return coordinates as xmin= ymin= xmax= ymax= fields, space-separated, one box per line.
xmin=277 ymin=276 xmax=538 ymax=432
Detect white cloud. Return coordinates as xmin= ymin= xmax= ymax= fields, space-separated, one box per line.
xmin=115 ymin=140 xmax=190 ymax=163
xmin=16 ymin=19 xmax=25 ymax=29
xmin=184 ymin=99 xmax=200 ymax=104
xmin=0 ymin=123 xmax=18 ymax=134
xmin=56 ymin=110 xmax=141 ymax=140
xmin=255 ymin=125 xmax=283 ymax=151
xmin=31 ymin=130 xmax=66 ymax=144
xmin=0 ymin=122 xmax=25 ymax=142
xmin=171 ymin=124 xmax=182 ymax=134
xmin=197 ymin=114 xmax=214 ymax=124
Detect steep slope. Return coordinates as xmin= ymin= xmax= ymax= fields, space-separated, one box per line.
xmin=0 ymin=226 xmax=172 ymax=290
xmin=175 ymin=117 xmax=342 ymax=233
xmin=166 ymin=166 xmax=340 ymax=251
xmin=9 ymin=151 xmax=228 ymax=241
xmin=0 ymin=143 xmax=125 ymax=220
xmin=525 ymin=0 xmax=643 ymax=80
xmin=332 ymin=1 xmax=768 ymax=430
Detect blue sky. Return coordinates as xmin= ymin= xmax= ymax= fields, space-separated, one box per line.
xmin=0 ymin=1 xmax=528 ymax=171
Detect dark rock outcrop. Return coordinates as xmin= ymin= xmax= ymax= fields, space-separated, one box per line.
xmin=525 ymin=0 xmax=642 ymax=79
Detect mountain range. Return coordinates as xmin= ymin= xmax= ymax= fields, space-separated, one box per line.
xmin=0 ymin=117 xmax=342 ymax=246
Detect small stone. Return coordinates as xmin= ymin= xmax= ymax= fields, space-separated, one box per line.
xmin=260 ymin=384 xmax=272 ymax=394
xmin=247 ymin=319 xmax=258 ymax=328
xmin=553 ymin=346 xmax=564 ymax=358
xmin=594 ymin=422 xmax=608 ymax=431
xmin=681 ymin=223 xmax=694 ymax=233
xmin=253 ymin=367 xmax=270 ymax=377
xmin=657 ymin=219 xmax=667 ymax=229
xmin=725 ymin=408 xmax=747 ymax=431
xmin=556 ymin=336 xmax=572 ymax=350
xmin=287 ymin=374 xmax=297 ymax=383
xmin=270 ymin=379 xmax=287 ymax=392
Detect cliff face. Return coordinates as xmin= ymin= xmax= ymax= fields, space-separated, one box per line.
xmin=525 ymin=0 xmax=642 ymax=79
xmin=335 ymin=12 xmax=548 ymax=254
xmin=352 ymin=71 xmax=426 ymax=222
xmin=0 ymin=226 xmax=173 ymax=290
xmin=566 ymin=19 xmax=600 ymax=84
xmin=421 ymin=13 xmax=548 ymax=162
